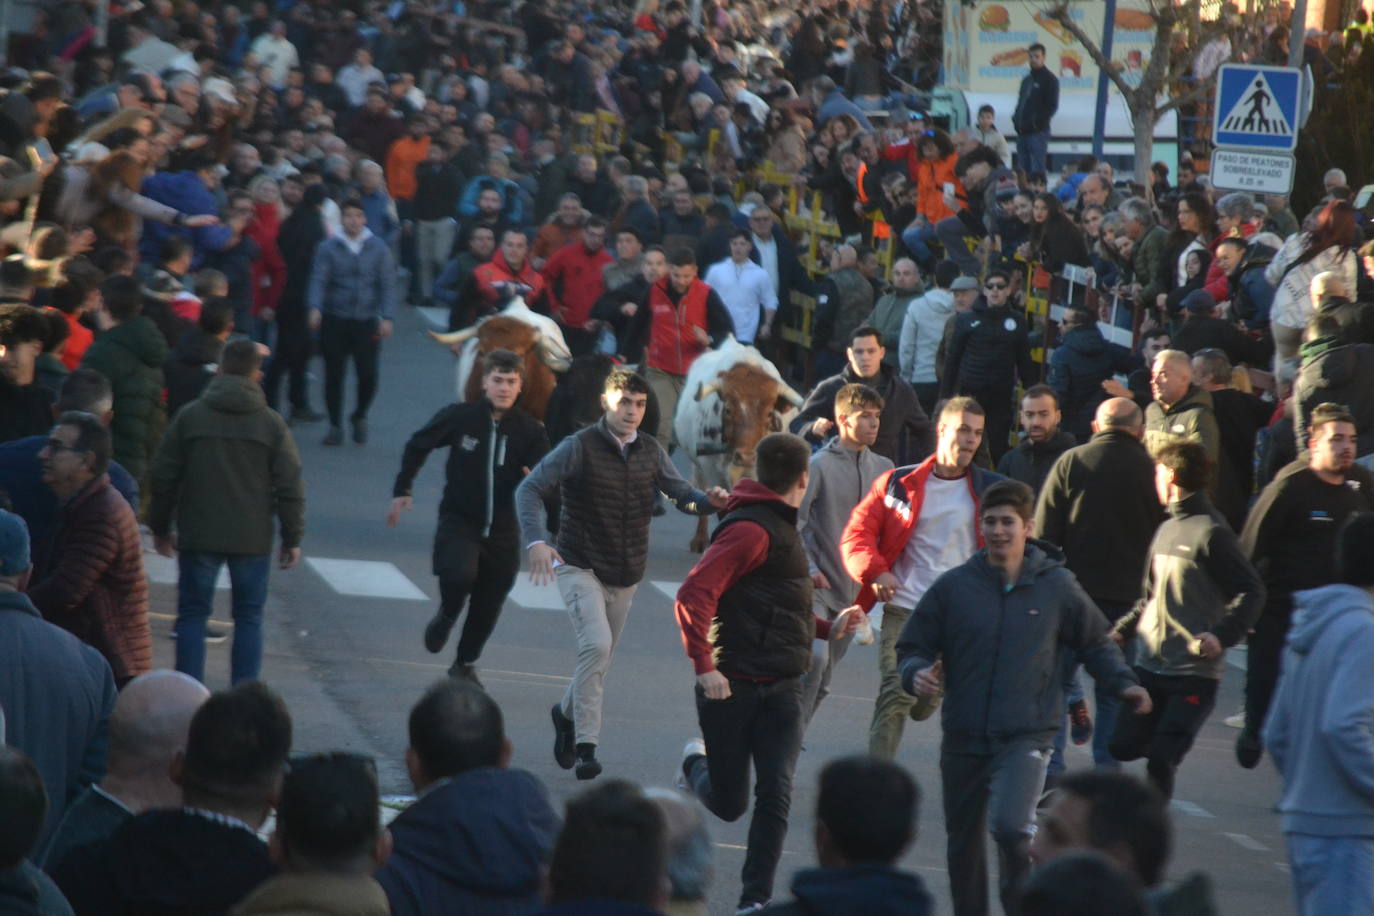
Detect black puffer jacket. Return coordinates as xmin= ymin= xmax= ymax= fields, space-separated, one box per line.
xmin=996 ymin=428 xmax=1077 ymax=495
xmin=757 ymin=865 xmax=934 ymax=916
xmin=164 ymin=328 xmax=223 ymax=417
xmin=1295 ymin=338 xmax=1374 ymax=457
xmin=1047 ymin=324 xmax=1138 ymax=442
xmin=940 ymin=301 xmax=1038 ymax=398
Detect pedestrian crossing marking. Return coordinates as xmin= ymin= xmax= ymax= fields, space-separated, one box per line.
xmin=305 ymin=558 xmax=429 ymax=600
xmin=144 ymin=552 xmax=230 ymax=589
xmin=1224 ymin=832 xmax=1269 ymax=852
xmin=1217 ymin=73 xmax=1291 ymax=136
xmin=417 ymin=307 xmax=449 ymax=330
xmin=1170 ymin=799 xmax=1215 ymax=819
xmin=507 ymin=578 xmax=567 ymax=611
xmin=651 ymin=580 xmax=684 ymax=601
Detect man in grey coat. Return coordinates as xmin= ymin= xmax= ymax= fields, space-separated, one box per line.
xmin=797 ymin=383 xmax=893 ymax=723
xmin=307 ymin=199 xmax=398 ymax=446
xmin=898 ymin=480 xmax=1149 ymax=916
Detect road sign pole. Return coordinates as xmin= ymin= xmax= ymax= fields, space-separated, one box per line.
xmin=1091 ymin=0 xmax=1117 ymax=160
xmin=1287 ymin=0 xmax=1308 ymax=70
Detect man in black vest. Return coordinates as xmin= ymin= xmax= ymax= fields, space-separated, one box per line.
xmin=517 ymin=369 xmax=727 ymax=780
xmin=673 ymin=432 xmax=861 ymax=913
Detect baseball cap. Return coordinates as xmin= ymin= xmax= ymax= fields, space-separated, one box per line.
xmin=950 ymin=276 xmax=979 ymax=291
xmin=0 ymin=509 xmax=30 ymax=576
xmin=1181 ymin=289 xmax=1216 ymax=314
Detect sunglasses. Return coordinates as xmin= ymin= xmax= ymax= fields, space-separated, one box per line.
xmin=985 ymin=283 xmax=1008 ymax=291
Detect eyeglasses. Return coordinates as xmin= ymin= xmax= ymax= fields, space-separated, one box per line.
xmin=42 ymin=438 xmax=88 ymax=454
xmin=985 ymin=283 xmax=1008 ymax=291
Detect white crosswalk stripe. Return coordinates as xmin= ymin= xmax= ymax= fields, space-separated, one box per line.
xmin=143 ymin=553 xmax=230 ymax=589
xmin=651 ymin=581 xmax=684 ymax=602
xmin=506 ymin=578 xmax=567 ymax=611
xmin=304 ymin=558 xmax=430 ymax=601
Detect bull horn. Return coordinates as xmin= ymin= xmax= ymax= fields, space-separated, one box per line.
xmin=696 ymin=382 xmax=720 ymax=401
xmin=534 ymin=334 xmax=572 ymax=371
xmin=429 ymin=327 xmax=478 ymax=345
xmin=778 ymin=382 xmax=804 ymax=407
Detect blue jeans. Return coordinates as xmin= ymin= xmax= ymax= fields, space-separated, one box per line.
xmin=935 ymin=214 xmax=983 ymax=276
xmin=1018 ymin=130 xmax=1049 ymax=174
xmin=1048 ymin=656 xmax=1087 ymax=777
xmin=1288 ymin=834 xmax=1374 ymax=915
xmin=900 ymin=223 xmax=941 ymax=268
xmin=175 ymin=551 xmax=271 ymax=685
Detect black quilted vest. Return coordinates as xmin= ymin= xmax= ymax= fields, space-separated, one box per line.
xmin=709 ymin=500 xmax=815 ymax=679
xmin=556 ymin=421 xmax=661 ymax=586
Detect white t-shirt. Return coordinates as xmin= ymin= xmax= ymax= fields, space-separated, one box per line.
xmin=703 ymin=258 xmax=777 ymax=344
xmin=890 ymin=473 xmax=977 ymax=610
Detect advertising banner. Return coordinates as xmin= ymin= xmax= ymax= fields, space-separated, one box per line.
xmin=945 ymin=1 xmax=1159 ymax=95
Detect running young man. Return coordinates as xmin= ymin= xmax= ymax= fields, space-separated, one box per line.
xmin=389 ymin=349 xmax=550 ymax=681
xmin=516 ymin=368 xmax=727 ymax=779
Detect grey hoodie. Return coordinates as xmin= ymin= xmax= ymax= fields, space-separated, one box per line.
xmin=896 ymin=539 xmax=1138 ymax=754
xmin=798 ymin=437 xmax=894 ymax=613
xmin=1264 ymin=583 xmax=1374 ymax=838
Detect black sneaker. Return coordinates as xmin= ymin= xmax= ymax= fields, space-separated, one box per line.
xmin=290 ymin=407 xmax=323 ymax=425
xmin=323 ymin=426 xmax=344 ymax=446
xmin=448 ymin=662 xmax=482 ymax=687
xmin=551 ymin=704 xmax=575 ymax=770
xmin=1236 ymin=730 xmax=1264 ymax=769
xmin=352 ymin=417 xmax=369 ymax=445
xmin=423 ymin=611 xmax=457 ymax=653
xmin=575 ymin=743 xmax=602 ymax=780
xmin=1069 ymin=698 xmax=1093 ymax=745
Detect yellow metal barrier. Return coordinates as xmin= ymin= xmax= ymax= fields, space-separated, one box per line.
xmin=782 ymin=289 xmax=815 ymax=349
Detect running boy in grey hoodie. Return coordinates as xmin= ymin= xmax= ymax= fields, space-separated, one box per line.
xmin=1111 ymin=440 xmax=1265 ymax=799
xmin=1266 ymin=513 xmax=1374 ymax=916
xmin=797 ymin=383 xmax=893 ymax=723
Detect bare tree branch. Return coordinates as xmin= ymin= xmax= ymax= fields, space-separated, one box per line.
xmin=1156 ymin=79 xmax=1215 ymax=115
xmin=1044 ymin=3 xmax=1137 ymax=101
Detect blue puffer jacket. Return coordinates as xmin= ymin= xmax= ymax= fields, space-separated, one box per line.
xmin=1047 ymin=324 xmax=1139 ymax=442
xmin=376 ymin=768 xmax=560 ymax=916
xmin=137 ymin=171 xmax=233 ymax=268
xmin=457 ymin=175 xmax=527 ymax=227
xmin=897 ymin=539 xmax=1138 ymax=754
xmin=305 ymin=232 xmax=398 ymax=321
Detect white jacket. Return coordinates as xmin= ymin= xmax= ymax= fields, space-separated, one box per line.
xmin=899 ymin=287 xmax=954 ymax=385
xmin=1266 ymin=234 xmax=1358 ymax=330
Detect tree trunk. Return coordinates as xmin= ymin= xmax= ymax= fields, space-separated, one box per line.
xmin=1132 ymin=98 xmax=1156 ymax=190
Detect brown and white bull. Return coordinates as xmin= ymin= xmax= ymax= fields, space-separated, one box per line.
xmin=674 ymin=337 xmax=803 ymax=551
xmin=427 ymin=298 xmax=572 ymax=421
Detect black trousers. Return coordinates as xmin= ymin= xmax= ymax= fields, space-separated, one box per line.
xmin=1110 ymin=666 xmax=1218 ymax=799
xmin=687 ymin=676 xmax=804 ymax=909
xmin=433 ymin=516 xmax=520 ymax=665
xmin=320 ymin=315 xmax=381 ymax=428
xmin=264 ymin=310 xmax=312 ymax=412
xmin=1242 ymin=603 xmax=1291 ymax=742
xmin=968 ymin=386 xmax=1015 ymax=463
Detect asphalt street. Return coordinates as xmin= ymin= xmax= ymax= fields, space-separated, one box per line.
xmin=144 ymin=303 xmax=1296 ymax=915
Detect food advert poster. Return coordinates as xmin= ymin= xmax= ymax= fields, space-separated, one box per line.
xmin=945 ymin=1 xmax=1158 ymax=94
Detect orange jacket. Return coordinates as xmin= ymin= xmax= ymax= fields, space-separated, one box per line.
xmin=883 ymin=143 xmax=963 ymax=224
xmin=385 ymin=135 xmax=430 ymax=202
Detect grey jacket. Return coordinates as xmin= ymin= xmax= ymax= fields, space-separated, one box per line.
xmin=798 ymin=438 xmax=894 ymax=612
xmin=899 ymin=288 xmax=954 ymax=385
xmin=896 ymin=540 xmax=1137 ymax=753
xmin=1265 ymin=583 xmax=1374 ymax=837
xmin=1114 ymin=492 xmax=1265 ymax=679
xmin=306 ymin=231 xmax=398 ymax=321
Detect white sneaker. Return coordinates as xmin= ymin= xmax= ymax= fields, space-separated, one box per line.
xmin=1223 ymin=711 xmax=1246 ymax=729
xmin=735 ymin=903 xmax=769 ymax=914
xmin=677 ymin=738 xmax=706 ymax=792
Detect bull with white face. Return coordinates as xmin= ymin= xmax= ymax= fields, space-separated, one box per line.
xmin=674 ymin=337 xmax=803 ymax=552
xmin=428 ymin=298 xmax=572 ymax=421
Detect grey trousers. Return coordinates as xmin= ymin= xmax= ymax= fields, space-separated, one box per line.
xmin=556 ymin=564 xmax=639 ymax=746
xmin=800 ymin=600 xmax=855 ymax=726
xmin=943 ymin=738 xmax=1052 ymax=916
xmin=416 ymin=218 xmax=458 ymax=303
xmin=869 ymin=603 xmax=918 ymax=758
xmin=645 ymin=366 xmax=685 ymax=447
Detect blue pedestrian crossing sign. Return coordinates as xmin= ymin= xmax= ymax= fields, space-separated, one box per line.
xmin=1212 ymin=64 xmax=1302 ymax=152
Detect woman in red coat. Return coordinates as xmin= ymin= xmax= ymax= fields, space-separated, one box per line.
xmin=245 ymin=175 xmax=287 ymax=342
